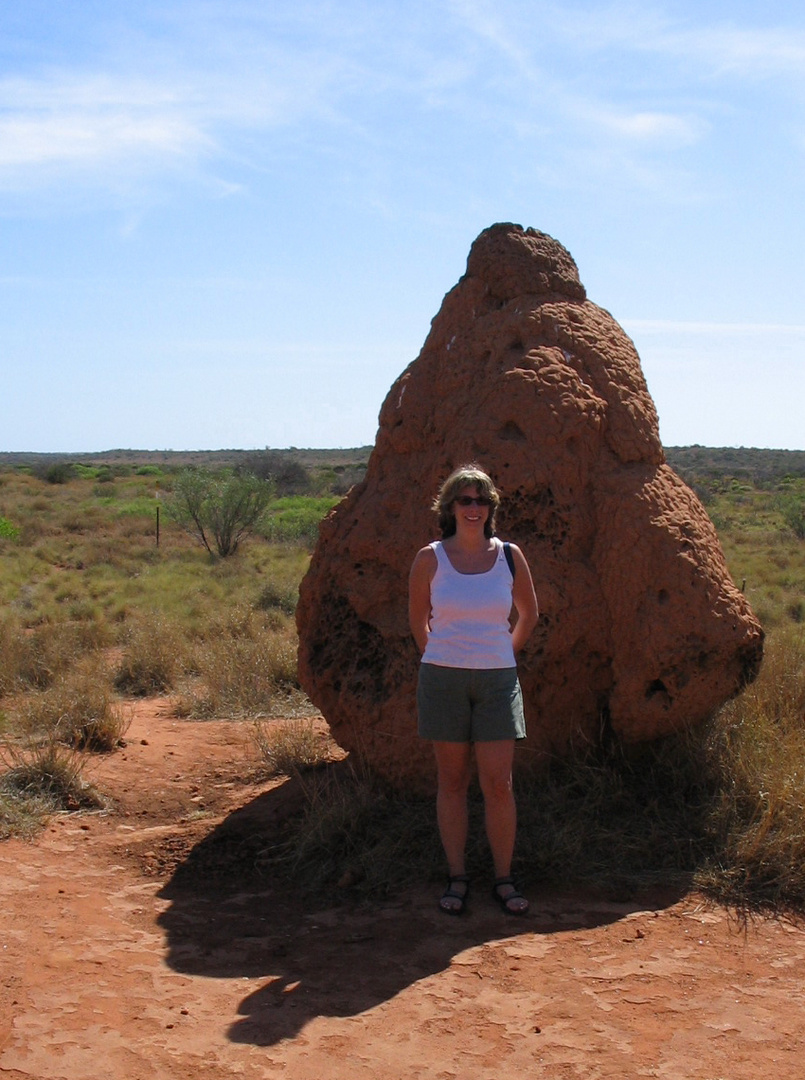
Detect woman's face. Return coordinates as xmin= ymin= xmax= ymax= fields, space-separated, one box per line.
xmin=453 ymin=484 xmax=490 ymax=531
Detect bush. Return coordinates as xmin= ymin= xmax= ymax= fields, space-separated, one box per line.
xmin=0 ymin=618 xmax=107 ymax=696
xmin=253 ymin=717 xmax=333 ymax=777
xmin=33 ymin=462 xmax=75 ymax=485
xmin=237 ymin=451 xmax=312 ymax=495
xmin=17 ymin=658 xmax=129 ymax=752
xmin=115 ymin=616 xmax=183 ymax=696
xmin=1 ymin=740 xmax=106 ymax=835
xmin=694 ymin=629 xmax=805 ymax=908
xmin=254 ymin=580 xmax=298 ymax=616
xmin=261 ymin=495 xmax=339 ymax=546
xmin=164 ymin=468 xmax=274 ymax=556
xmin=261 ymin=760 xmax=440 ymax=895
xmin=0 ymin=516 xmax=19 ymax=541
xmin=779 ymin=494 xmax=805 ymax=540
xmin=176 ymin=616 xmax=304 ymax=718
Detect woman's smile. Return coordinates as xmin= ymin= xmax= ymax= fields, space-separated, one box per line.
xmin=455 ymin=486 xmax=489 ymax=526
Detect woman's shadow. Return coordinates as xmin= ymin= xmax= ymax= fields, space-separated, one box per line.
xmin=155 ymin=767 xmax=689 ymax=1048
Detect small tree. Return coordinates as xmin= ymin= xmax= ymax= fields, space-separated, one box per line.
xmin=165 ymin=469 xmax=274 ymax=557
xmin=236 ymin=450 xmax=312 ymax=495
xmin=779 ymin=494 xmax=805 ymax=540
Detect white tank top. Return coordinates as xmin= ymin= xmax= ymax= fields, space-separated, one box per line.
xmin=421 ymin=537 xmax=516 ymax=669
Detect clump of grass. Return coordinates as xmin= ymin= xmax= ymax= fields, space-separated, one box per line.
xmin=115 ymin=615 xmax=183 ymax=696
xmin=0 ymin=740 xmax=107 ymax=838
xmin=0 ymin=617 xmax=24 ymax=697
xmin=178 ymin=614 xmax=305 ymax=718
xmin=17 ymin=658 xmax=129 ymax=752
xmin=260 ymin=495 xmax=339 ymax=546
xmin=253 ymin=717 xmax=334 ymax=778
xmin=696 ymin=627 xmax=805 ymax=909
xmin=0 ymin=515 xmax=20 ymax=541
xmin=254 ymin=579 xmax=298 ymax=616
xmin=0 ymin=616 xmax=109 ymax=697
xmin=0 ymin=789 xmax=53 ymax=839
xmin=510 ymin=729 xmax=715 ymax=896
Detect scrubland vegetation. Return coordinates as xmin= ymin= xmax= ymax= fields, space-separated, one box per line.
xmin=2 ymin=446 xmax=805 ymax=913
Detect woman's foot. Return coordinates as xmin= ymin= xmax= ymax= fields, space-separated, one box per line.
xmin=492 ymin=876 xmax=529 ymax=915
xmin=439 ymin=874 xmax=471 ymax=915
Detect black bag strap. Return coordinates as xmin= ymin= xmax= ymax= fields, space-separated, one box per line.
xmin=503 ymin=541 xmax=516 ymax=580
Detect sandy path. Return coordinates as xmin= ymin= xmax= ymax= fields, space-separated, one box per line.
xmin=2 ymin=701 xmax=805 ymax=1079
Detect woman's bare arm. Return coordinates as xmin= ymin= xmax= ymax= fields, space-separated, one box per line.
xmin=509 ymin=544 xmax=539 ymax=654
xmin=408 ymin=546 xmax=437 ymax=654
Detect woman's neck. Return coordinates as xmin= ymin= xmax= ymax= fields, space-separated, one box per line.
xmin=447 ymin=528 xmax=492 ymax=552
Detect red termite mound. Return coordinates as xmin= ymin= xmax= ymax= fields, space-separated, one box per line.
xmin=296 ymin=223 xmax=764 ymax=790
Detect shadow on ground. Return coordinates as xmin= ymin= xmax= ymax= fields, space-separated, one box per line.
xmin=156 ymin=775 xmax=690 ymax=1048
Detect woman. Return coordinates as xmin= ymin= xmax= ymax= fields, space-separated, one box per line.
xmin=409 ymin=464 xmax=539 ymax=916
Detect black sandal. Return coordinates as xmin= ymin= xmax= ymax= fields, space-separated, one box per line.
xmin=492 ymin=876 xmax=529 ymax=916
xmin=439 ymin=873 xmax=471 ymax=916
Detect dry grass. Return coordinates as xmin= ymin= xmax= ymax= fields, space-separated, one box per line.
xmin=259 ymin=630 xmax=805 ymax=912
xmin=0 ymin=616 xmax=109 ymax=695
xmin=176 ymin=612 xmax=307 ymax=718
xmin=14 ymin=657 xmax=129 ymax=752
xmin=253 ymin=717 xmax=334 ymax=778
xmin=114 ymin=615 xmax=184 ymax=696
xmin=0 ymin=739 xmax=107 ymax=838
xmin=696 ymin=627 xmax=805 ymax=908
xmin=262 ymin=758 xmax=441 ymax=895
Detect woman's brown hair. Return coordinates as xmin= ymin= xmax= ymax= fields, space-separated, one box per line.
xmin=433 ymin=464 xmax=500 ymax=539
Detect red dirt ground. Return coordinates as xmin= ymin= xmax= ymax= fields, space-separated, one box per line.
xmin=2 ymin=699 xmax=805 ymax=1079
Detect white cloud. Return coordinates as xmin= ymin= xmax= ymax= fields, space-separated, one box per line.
xmin=581 ymin=106 xmax=705 ymax=146
xmin=3 ymin=0 xmax=804 ymax=209
xmin=0 ymin=74 xmax=211 ymax=187
xmin=655 ymin=25 xmax=805 ymax=79
xmin=0 ymin=18 xmax=358 ymax=192
xmin=545 ymin=3 xmax=805 ymax=80
xmin=0 ymin=111 xmax=208 ymax=169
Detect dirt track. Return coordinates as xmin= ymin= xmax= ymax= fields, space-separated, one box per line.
xmin=2 ymin=701 xmax=805 ymax=1079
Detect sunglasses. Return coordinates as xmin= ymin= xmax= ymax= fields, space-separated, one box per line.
xmin=454 ymin=495 xmax=491 ymax=507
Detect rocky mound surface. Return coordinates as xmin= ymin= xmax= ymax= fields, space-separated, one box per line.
xmin=297 ymin=223 xmax=764 ymax=790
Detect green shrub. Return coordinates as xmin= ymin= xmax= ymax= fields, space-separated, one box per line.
xmin=0 ymin=516 xmax=19 ymax=541
xmin=36 ymin=462 xmax=75 ymax=485
xmin=254 ymin=579 xmax=298 ymax=616
xmin=164 ymin=468 xmax=274 ymax=556
xmin=779 ymin=494 xmax=805 ymax=539
xmin=261 ymin=495 xmax=338 ymax=546
xmin=237 ymin=451 xmax=312 ymax=495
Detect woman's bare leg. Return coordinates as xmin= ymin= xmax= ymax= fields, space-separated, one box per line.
xmin=432 ymin=740 xmax=472 ymax=891
xmin=475 ymin=739 xmax=528 ymax=913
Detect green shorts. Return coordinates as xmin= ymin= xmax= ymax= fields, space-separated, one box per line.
xmin=417 ymin=663 xmax=526 ymax=743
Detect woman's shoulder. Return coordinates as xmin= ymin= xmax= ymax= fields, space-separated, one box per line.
xmin=410 ymin=544 xmax=438 ymax=588
xmin=411 ymin=543 xmax=439 ymax=567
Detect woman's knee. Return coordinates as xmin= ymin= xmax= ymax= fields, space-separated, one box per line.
xmin=475 ymin=740 xmax=515 ymax=800
xmin=478 ymin=770 xmax=514 ymax=805
xmin=434 ymin=741 xmax=472 ymax=794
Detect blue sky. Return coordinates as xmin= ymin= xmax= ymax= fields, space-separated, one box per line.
xmin=2 ymin=0 xmax=804 ymax=452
